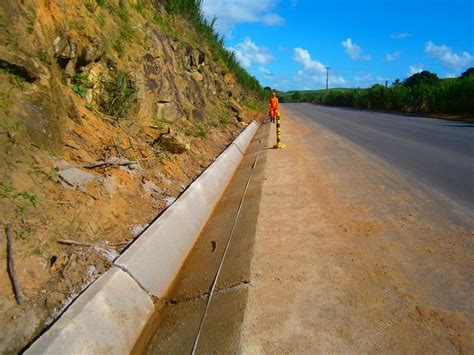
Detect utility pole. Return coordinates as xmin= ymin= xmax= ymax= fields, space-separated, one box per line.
xmin=325 ymin=67 xmax=331 ymax=91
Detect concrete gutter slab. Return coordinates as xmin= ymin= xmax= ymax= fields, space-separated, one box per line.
xmin=25 ymin=267 xmax=154 ymax=354
xmin=233 ymin=125 xmax=254 ymax=153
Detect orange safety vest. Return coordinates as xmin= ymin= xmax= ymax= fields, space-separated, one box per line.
xmin=269 ymin=97 xmax=279 ymax=118
xmin=269 ymin=97 xmax=279 ymax=110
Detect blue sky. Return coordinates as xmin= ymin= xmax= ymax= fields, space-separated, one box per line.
xmin=202 ymin=0 xmax=474 ymax=91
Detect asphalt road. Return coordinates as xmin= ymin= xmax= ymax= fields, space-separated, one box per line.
xmin=284 ymin=103 xmax=474 ymax=212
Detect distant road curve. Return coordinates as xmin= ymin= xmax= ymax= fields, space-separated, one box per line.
xmin=284 ymin=103 xmax=474 ymax=212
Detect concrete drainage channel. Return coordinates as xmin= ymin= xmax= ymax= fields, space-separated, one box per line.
xmin=135 ymin=123 xmax=270 ymax=354
xmin=25 ymin=121 xmax=259 ymax=354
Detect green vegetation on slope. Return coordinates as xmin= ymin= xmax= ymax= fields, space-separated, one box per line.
xmin=280 ymin=69 xmax=474 ymax=115
xmin=163 ymin=0 xmax=263 ymax=97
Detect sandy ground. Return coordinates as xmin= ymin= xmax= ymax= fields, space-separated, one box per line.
xmin=239 ymin=106 xmax=474 ymax=353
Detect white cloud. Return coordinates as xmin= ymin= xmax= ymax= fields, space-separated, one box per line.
xmin=390 ymin=32 xmax=412 ymax=39
xmin=202 ymin=0 xmax=284 ymax=35
xmin=354 ymin=73 xmax=376 ymax=87
xmin=293 ymin=47 xmax=326 ymax=73
xmin=228 ymin=37 xmax=273 ymax=68
xmin=408 ymin=64 xmax=424 ymax=76
xmin=354 ymin=74 xmax=389 ymax=87
xmin=444 ymin=73 xmax=457 ymax=78
xmin=292 ymin=48 xmax=346 ymax=87
xmin=342 ymin=38 xmax=371 ymax=61
xmin=311 ymin=74 xmax=346 ymax=86
xmin=354 ymin=74 xmax=372 ymax=87
xmin=385 ymin=51 xmax=400 ymax=61
xmin=425 ymin=41 xmax=473 ymax=70
xmin=261 ymin=13 xmax=285 ymax=25
xmin=258 ymin=66 xmax=273 ymax=79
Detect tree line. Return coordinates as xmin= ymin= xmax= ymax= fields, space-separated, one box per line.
xmin=283 ymin=68 xmax=474 ymax=115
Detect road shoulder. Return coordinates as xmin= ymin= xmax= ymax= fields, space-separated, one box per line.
xmin=239 ymin=107 xmax=474 ymax=353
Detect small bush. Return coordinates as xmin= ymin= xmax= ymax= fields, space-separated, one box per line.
xmin=113 ymin=23 xmax=134 ymax=57
xmin=184 ymin=123 xmax=209 ymax=138
xmin=107 ymin=0 xmax=130 ymax=22
xmin=120 ymin=23 xmax=135 ymax=41
xmin=6 ymin=34 xmax=18 ymax=48
xmin=0 ymin=183 xmax=40 ymax=211
xmin=243 ymin=100 xmax=258 ymax=110
xmin=9 ymin=75 xmax=25 ymax=90
xmin=113 ymin=38 xmax=125 ymax=56
xmin=38 ymin=51 xmax=48 ymax=63
xmin=131 ymin=1 xmax=145 ymax=15
xmin=72 ymin=73 xmax=91 ymax=98
xmin=96 ymin=70 xmax=137 ymax=118
xmin=97 ymin=12 xmax=106 ymax=27
xmin=194 ymin=127 xmax=207 ymax=138
xmin=84 ymin=1 xmax=96 ymax=13
xmin=219 ymin=115 xmax=230 ymax=125
xmin=85 ymin=102 xmax=95 ymax=111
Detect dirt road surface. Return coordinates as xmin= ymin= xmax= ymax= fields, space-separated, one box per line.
xmin=141 ymin=105 xmax=473 ymax=353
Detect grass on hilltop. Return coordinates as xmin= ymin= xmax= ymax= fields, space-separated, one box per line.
xmin=163 ymin=0 xmax=263 ymax=97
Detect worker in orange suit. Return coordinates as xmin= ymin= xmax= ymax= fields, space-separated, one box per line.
xmin=268 ymin=92 xmax=279 ymax=123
